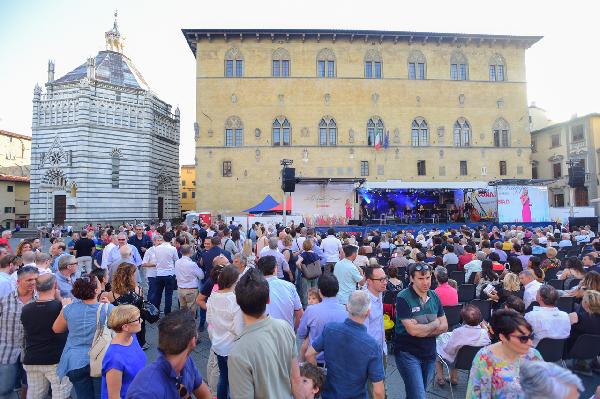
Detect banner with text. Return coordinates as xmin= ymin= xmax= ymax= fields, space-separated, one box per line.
xmin=292 ymin=183 xmax=355 ymax=226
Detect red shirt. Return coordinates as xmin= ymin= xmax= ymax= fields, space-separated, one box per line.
xmin=492 ymin=262 xmax=505 ymax=272
xmin=435 ymin=283 xmax=459 ymax=306
xmin=458 ymin=253 xmax=475 ymax=270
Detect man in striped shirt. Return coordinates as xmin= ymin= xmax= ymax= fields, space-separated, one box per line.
xmin=0 ymin=265 xmax=38 ymax=398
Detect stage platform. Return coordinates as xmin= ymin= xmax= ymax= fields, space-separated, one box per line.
xmin=314 ymin=221 xmax=555 ymax=235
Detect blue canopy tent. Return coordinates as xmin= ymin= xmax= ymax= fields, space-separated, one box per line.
xmin=242 ymin=195 xmax=280 ymax=213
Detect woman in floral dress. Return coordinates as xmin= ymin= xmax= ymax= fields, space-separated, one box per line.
xmin=466 ymin=309 xmax=542 ymax=399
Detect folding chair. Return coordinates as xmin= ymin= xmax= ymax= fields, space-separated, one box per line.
xmin=450 ymin=271 xmax=466 ymax=285
xmin=458 ymin=284 xmax=476 ymax=303
xmin=564 ymin=334 xmax=600 ymax=362
xmin=544 ymin=267 xmax=559 ymax=281
xmin=536 ymin=338 xmax=566 ymax=366
xmin=437 ymin=345 xmax=484 ymax=399
xmin=557 ymin=296 xmax=575 ymax=313
xmin=469 ymin=299 xmax=492 ymax=321
xmin=445 ymin=264 xmax=458 ymax=274
xmin=548 ymin=279 xmax=564 ymax=290
xmin=443 ymin=304 xmax=462 ymax=331
xmin=566 ymin=279 xmax=582 ymax=290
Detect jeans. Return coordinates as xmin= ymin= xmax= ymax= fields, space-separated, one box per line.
xmin=66 ymin=365 xmax=101 ymax=399
xmin=154 ymin=275 xmax=175 ymax=314
xmin=147 ymin=277 xmax=157 ymax=306
xmin=198 ymin=308 xmax=206 ymax=331
xmin=0 ymin=360 xmax=25 ymax=399
xmin=394 ymin=351 xmax=435 ymax=399
xmin=216 ymin=354 xmax=229 ymax=399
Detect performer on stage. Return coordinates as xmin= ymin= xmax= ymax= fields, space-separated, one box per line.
xmin=417 ymin=204 xmax=426 ymax=223
xmin=520 ymin=188 xmax=532 ymax=222
xmin=432 ymin=203 xmax=441 ymax=223
xmin=403 ymin=204 xmax=412 ymax=223
xmin=464 ymin=197 xmax=475 ymax=222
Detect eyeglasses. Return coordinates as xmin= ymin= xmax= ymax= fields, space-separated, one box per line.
xmin=127 ymin=317 xmax=142 ymax=324
xmin=510 ymin=333 xmax=534 ymax=344
xmin=118 ymin=239 xmax=126 ymax=242
xmin=370 ymin=277 xmax=388 ymax=282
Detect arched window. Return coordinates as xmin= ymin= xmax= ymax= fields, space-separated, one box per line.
xmin=316 ymin=48 xmax=336 ymax=78
xmin=364 ymin=49 xmax=382 ymax=79
xmin=273 ymin=116 xmax=291 ymax=146
xmin=319 ymin=117 xmax=337 ymax=146
xmin=411 ymin=118 xmax=429 ymax=146
xmin=493 ymin=117 xmax=510 ymax=147
xmin=408 ymin=50 xmax=426 ymax=80
xmin=489 ymin=53 xmax=506 ymax=82
xmin=224 ymin=116 xmax=243 ymax=147
xmin=367 ymin=116 xmax=384 ymax=146
xmin=454 ymin=118 xmax=471 ymax=147
xmin=450 ymin=51 xmax=468 ymax=81
xmin=272 ymin=48 xmax=290 ymax=77
xmin=111 ymin=155 xmax=120 ymax=188
xmin=224 ymin=47 xmax=244 ymax=77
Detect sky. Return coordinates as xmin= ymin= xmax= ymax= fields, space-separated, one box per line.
xmin=1 ymin=0 xmax=599 ymax=165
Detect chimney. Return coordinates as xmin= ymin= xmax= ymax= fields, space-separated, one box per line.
xmin=86 ymin=57 xmax=96 ymax=80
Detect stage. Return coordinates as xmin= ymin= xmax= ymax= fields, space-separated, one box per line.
xmin=314 ymin=221 xmax=555 ymax=236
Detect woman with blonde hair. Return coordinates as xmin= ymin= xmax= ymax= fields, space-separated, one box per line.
xmin=102 ymin=305 xmax=146 ymax=399
xmin=488 ymin=272 xmax=522 ymax=309
xmin=567 ymin=290 xmax=600 ymax=371
xmin=101 ymin=263 xmax=147 ymax=349
xmin=241 ymin=238 xmax=255 ymax=267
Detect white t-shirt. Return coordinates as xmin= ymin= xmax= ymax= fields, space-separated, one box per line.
xmin=321 ymin=235 xmax=342 ymax=263
xmin=142 ymin=246 xmax=157 ymax=278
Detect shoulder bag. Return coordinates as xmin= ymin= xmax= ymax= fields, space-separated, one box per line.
xmin=89 ymin=303 xmax=113 ymax=377
xmin=301 ymin=258 xmax=322 ymax=280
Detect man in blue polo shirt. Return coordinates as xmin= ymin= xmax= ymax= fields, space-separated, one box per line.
xmin=126 ymin=310 xmax=211 ymax=399
xmin=306 ymin=290 xmax=385 ymax=399
xmin=394 ymin=263 xmax=447 ymax=399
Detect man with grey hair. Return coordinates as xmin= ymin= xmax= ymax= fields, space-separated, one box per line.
xmin=21 ymin=251 xmax=36 ymax=268
xmin=56 ymin=255 xmax=78 ymax=299
xmin=519 ymin=361 xmax=583 ymax=399
xmin=104 ymin=232 xmax=142 ymax=273
xmin=259 ymin=237 xmax=292 ymax=281
xmin=519 ymin=269 xmax=542 ymax=309
xmin=21 ymin=273 xmax=72 ymax=398
xmin=306 ymin=290 xmax=385 ymax=399
xmin=108 ymin=244 xmax=137 ymax=282
xmin=524 ymin=285 xmax=570 ymax=346
xmin=232 ymin=252 xmax=250 ymax=276
xmin=464 ymin=251 xmax=486 ymax=284
xmin=34 ymin=252 xmax=53 ymax=275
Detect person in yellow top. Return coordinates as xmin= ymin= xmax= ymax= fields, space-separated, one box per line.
xmin=501 ymin=238 xmax=513 ymax=252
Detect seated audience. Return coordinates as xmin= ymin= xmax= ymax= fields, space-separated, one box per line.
xmin=519 ymin=270 xmax=542 ymax=310
xmin=524 ymin=285 xmax=570 ymax=346
xmin=568 ymin=290 xmax=600 ymax=372
xmin=434 ymin=266 xmax=458 ymax=306
xmin=435 ymin=305 xmax=490 ymax=386
xmin=464 ymin=251 xmax=485 ymax=284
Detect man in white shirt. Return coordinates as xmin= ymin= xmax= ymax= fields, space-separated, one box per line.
xmin=363 ymin=265 xmax=388 ymax=396
xmin=142 ymin=235 xmax=161 ymax=310
xmin=259 ymin=238 xmax=292 ymax=281
xmin=321 ymin=228 xmax=343 ymax=273
xmin=257 ymin=255 xmax=303 ymax=330
xmin=524 ymin=285 xmax=571 ymax=346
xmin=153 ymin=235 xmax=179 ymax=314
xmin=20 ymin=252 xmax=36 ymax=268
xmin=100 ymin=233 xmax=118 ymax=269
xmin=175 ymin=245 xmax=205 ymax=313
xmin=34 ymin=252 xmax=53 ymax=275
xmin=558 ymin=233 xmax=573 ymax=248
xmin=519 ymin=270 xmax=542 ymax=309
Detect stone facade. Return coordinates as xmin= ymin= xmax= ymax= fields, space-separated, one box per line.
xmin=30 ymin=18 xmax=180 ymax=226
xmin=0 ymin=175 xmax=29 ymax=229
xmin=531 ymin=113 xmax=600 ymax=214
xmin=180 ymin=165 xmax=196 ymax=214
xmin=182 ymin=29 xmax=541 ymax=213
xmin=0 ymin=130 xmax=31 ymax=177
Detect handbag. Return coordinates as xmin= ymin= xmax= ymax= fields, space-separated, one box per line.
xmin=300 ymin=259 xmax=322 ymax=280
xmin=141 ymin=299 xmax=160 ymax=324
xmin=89 ymin=303 xmax=113 ymax=377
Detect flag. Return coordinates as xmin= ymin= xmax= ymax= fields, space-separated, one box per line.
xmin=374 ymin=131 xmax=382 ymax=151
xmin=384 ymin=130 xmax=390 ymax=149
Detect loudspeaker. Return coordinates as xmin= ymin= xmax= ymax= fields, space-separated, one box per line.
xmin=568 ymin=166 xmax=586 ymax=188
xmin=281 ymin=168 xmax=296 ymax=192
xmin=568 ymin=217 xmax=599 ymax=233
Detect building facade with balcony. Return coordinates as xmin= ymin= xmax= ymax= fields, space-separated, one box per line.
xmin=530 ymin=113 xmax=600 ymax=213
xmin=182 ymin=28 xmax=541 ymax=213
xmin=30 ymin=16 xmax=180 ymax=226
xmin=0 ymin=175 xmax=29 ymax=230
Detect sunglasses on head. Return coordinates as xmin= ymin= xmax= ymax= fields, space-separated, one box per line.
xmin=414 ymin=264 xmax=431 ymax=272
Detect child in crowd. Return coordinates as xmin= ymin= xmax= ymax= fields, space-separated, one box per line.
xmin=299 ymin=288 xmax=323 ymax=361
xmin=307 ymin=288 xmax=322 ymax=305
xmin=299 ymin=363 xmax=326 ymax=399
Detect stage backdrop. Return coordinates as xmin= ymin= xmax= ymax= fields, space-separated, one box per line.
xmin=454 ymin=189 xmax=498 ymax=219
xmin=292 ymin=183 xmax=355 ymax=226
xmin=497 ymin=186 xmax=550 ymax=223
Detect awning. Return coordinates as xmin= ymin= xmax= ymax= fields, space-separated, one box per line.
xmin=269 ymin=196 xmax=292 ymax=212
xmin=242 ymin=195 xmax=280 ymax=213
xmin=362 ymin=180 xmax=490 ymax=190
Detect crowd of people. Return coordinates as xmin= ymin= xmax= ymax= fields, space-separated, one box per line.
xmin=0 ymin=220 xmax=600 ymax=398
